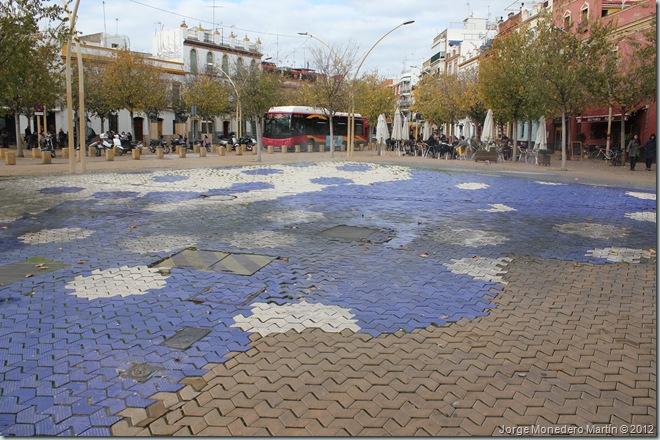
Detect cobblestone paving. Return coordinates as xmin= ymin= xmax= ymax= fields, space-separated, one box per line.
xmin=0 ymin=162 xmax=655 ymax=436
xmin=111 ymin=258 xmax=656 ymax=436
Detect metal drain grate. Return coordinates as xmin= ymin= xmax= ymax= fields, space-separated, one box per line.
xmin=162 ymin=327 xmax=211 ymax=350
xmin=152 ymin=248 xmax=276 ymax=276
xmin=120 ymin=363 xmax=161 ymax=383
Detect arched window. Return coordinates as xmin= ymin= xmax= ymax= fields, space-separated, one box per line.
xmin=236 ymin=57 xmax=244 ymax=70
xmin=250 ymin=59 xmax=256 ymax=70
xmin=222 ymin=54 xmax=229 ymax=73
xmin=563 ymin=11 xmax=572 ymax=29
xmin=580 ymin=3 xmax=589 ymax=22
xmin=190 ymin=49 xmax=198 ymax=74
xmin=206 ymin=52 xmax=214 ymax=72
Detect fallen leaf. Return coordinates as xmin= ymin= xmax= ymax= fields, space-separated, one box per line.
xmin=419 ymin=252 xmax=429 ymax=258
xmin=24 ymin=274 xmax=33 ymax=278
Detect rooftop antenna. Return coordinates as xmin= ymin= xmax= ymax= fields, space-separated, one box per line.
xmin=207 ymin=0 xmax=223 ymax=32
xmin=115 ymin=17 xmax=118 ymax=35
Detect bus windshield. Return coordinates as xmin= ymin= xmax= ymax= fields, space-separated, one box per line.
xmin=263 ymin=114 xmax=292 ymax=139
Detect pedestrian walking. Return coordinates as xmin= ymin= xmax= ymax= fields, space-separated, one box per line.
xmin=626 ymin=134 xmax=641 ymax=171
xmin=642 ymin=134 xmax=656 ymax=171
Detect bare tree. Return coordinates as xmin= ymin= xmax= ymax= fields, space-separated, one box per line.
xmin=307 ymin=45 xmax=356 ymax=157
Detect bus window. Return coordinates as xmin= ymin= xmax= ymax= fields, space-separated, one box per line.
xmin=355 ymin=120 xmax=364 ymax=136
xmin=263 ymin=114 xmax=292 ymax=139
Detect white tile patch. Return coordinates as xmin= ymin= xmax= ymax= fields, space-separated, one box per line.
xmin=444 ymin=257 xmax=512 ymax=283
xmin=18 ymin=227 xmax=94 ymax=245
xmin=455 ymin=182 xmax=489 ymax=190
xmin=479 ymin=204 xmax=517 ymax=213
xmin=586 ymin=247 xmax=654 ymax=263
xmin=226 ymin=231 xmax=296 ymax=249
xmin=535 ymin=181 xmax=566 ymax=186
xmin=232 ymin=301 xmax=360 ymax=336
xmin=625 ymin=212 xmax=656 ymax=223
xmin=431 ymin=228 xmax=508 ymax=247
xmin=65 ymin=265 xmax=169 ymax=299
xmin=626 ymin=191 xmax=656 ymax=200
xmin=553 ymin=222 xmax=629 ymax=239
xmin=120 ymin=234 xmax=198 ymax=254
xmin=264 ymin=209 xmax=326 ymax=224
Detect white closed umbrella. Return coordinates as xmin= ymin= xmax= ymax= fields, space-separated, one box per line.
xmin=481 ymin=109 xmax=494 ymax=146
xmin=401 ymin=116 xmax=410 ymax=141
xmin=535 ymin=116 xmax=547 ymax=151
xmin=391 ymin=110 xmax=403 ymax=141
xmin=422 ymin=121 xmax=431 ymax=140
xmin=375 ymin=114 xmax=389 ymax=144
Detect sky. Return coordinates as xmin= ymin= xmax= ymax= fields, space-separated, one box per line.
xmin=76 ymin=0 xmax=515 ymax=78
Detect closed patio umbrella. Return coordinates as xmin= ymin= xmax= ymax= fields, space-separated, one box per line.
xmin=422 ymin=121 xmax=431 ymax=140
xmin=375 ymin=114 xmax=389 ymax=156
xmin=391 ymin=110 xmax=403 ymax=141
xmin=481 ymin=109 xmax=494 ymax=147
xmin=401 ymin=116 xmax=410 ymax=141
xmin=535 ymin=116 xmax=547 ymax=150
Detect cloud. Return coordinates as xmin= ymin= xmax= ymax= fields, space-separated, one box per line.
xmin=77 ymin=0 xmax=499 ymax=77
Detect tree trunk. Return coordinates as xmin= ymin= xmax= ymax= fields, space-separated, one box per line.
xmin=329 ymin=114 xmax=334 ymax=157
xmin=527 ymin=119 xmax=532 ymax=151
xmin=130 ymin=110 xmax=134 ymax=137
xmin=256 ymin=116 xmax=263 ymax=163
xmin=100 ymin=117 xmax=105 ymax=133
xmin=605 ymin=106 xmax=612 ymax=153
xmin=512 ymin=120 xmax=518 ymax=161
xmin=620 ymin=108 xmax=626 ymax=162
xmin=14 ymin=112 xmax=23 ymax=157
xmin=561 ymin=111 xmax=567 ymax=170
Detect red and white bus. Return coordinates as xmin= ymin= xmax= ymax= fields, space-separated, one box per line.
xmin=263 ymin=106 xmax=369 ymax=151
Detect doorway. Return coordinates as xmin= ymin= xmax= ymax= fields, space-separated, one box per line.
xmin=133 ymin=117 xmax=144 ymax=141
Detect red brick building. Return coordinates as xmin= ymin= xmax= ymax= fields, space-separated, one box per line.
xmin=550 ymin=0 xmax=656 ymax=151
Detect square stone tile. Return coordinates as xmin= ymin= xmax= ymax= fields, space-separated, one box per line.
xmin=209 ymin=254 xmax=275 ymax=276
xmin=320 ymin=225 xmax=391 ymax=243
xmin=188 ymin=284 xmax=266 ymax=306
xmin=162 ymin=327 xmax=212 ymax=350
xmin=154 ymin=249 xmax=229 ymax=270
xmin=0 ymin=258 xmax=69 ymax=287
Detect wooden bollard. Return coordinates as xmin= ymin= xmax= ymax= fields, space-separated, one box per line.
xmin=294 ymin=144 xmax=300 ymax=153
xmin=5 ymin=150 xmax=16 ymax=165
xmin=31 ymin=148 xmax=39 ymax=159
xmin=105 ymin=149 xmax=114 ymax=161
xmin=179 ymin=148 xmax=186 ymax=158
xmin=156 ymin=147 xmax=164 ymax=159
xmin=267 ymin=145 xmax=273 ymax=154
xmin=236 ymin=145 xmax=243 ymax=156
xmin=193 ymin=144 xmax=200 ymax=154
xmin=62 ymin=148 xmax=69 ymax=159
xmin=42 ymin=151 xmax=52 ymax=164
xmin=0 ymin=148 xmax=7 ymax=161
xmin=132 ymin=149 xmax=141 ymax=160
xmin=219 ymin=146 xmax=226 ymax=156
xmin=199 ymin=147 xmax=207 ymax=157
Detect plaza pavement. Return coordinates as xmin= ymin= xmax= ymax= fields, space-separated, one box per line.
xmin=0 ymin=159 xmax=655 ymax=436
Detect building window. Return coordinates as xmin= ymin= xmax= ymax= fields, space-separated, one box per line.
xmin=206 ymin=52 xmax=214 ymax=72
xmin=563 ymin=11 xmax=572 ymax=29
xmin=222 ymin=54 xmax=229 ymax=73
xmin=236 ymin=57 xmax=244 ymax=69
xmin=250 ymin=59 xmax=256 ymax=70
xmin=581 ymin=3 xmax=589 ymax=23
xmin=190 ymin=49 xmax=198 ymax=74
xmin=204 ymin=32 xmax=212 ymax=43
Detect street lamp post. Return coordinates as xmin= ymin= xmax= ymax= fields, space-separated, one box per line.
xmin=210 ymin=62 xmax=241 ymax=142
xmin=65 ymin=0 xmax=81 ymax=173
xmin=347 ymin=20 xmax=414 ymax=157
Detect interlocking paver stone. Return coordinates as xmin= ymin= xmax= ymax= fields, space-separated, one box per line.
xmin=0 ymin=162 xmax=654 ymax=436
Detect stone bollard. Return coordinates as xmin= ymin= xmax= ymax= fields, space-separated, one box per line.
xmin=267 ymin=145 xmax=273 ymax=154
xmin=219 ymin=146 xmax=226 ymax=156
xmin=105 ymin=149 xmax=114 ymax=161
xmin=320 ymin=143 xmax=325 ymax=152
xmin=0 ymin=148 xmax=7 ymax=161
xmin=193 ymin=144 xmax=200 ymax=154
xmin=132 ymin=149 xmax=141 ymax=160
xmin=295 ymin=144 xmax=300 ymax=153
xmin=5 ymin=150 xmax=16 ymax=165
xmin=199 ymin=147 xmax=207 ymax=157
xmin=31 ymin=148 xmax=39 ymax=159
xmin=236 ymin=145 xmax=243 ymax=156
xmin=62 ymin=148 xmax=69 ymax=159
xmin=179 ymin=148 xmax=186 ymax=158
xmin=41 ymin=151 xmax=52 ymax=164
xmin=156 ymin=147 xmax=164 ymax=159
xmin=282 ymin=145 xmax=288 ymax=154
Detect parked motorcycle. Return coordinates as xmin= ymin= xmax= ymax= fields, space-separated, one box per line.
xmin=148 ymin=138 xmax=171 ymax=154
xmin=116 ymin=134 xmax=143 ymax=155
xmin=40 ymin=133 xmax=56 ymax=158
